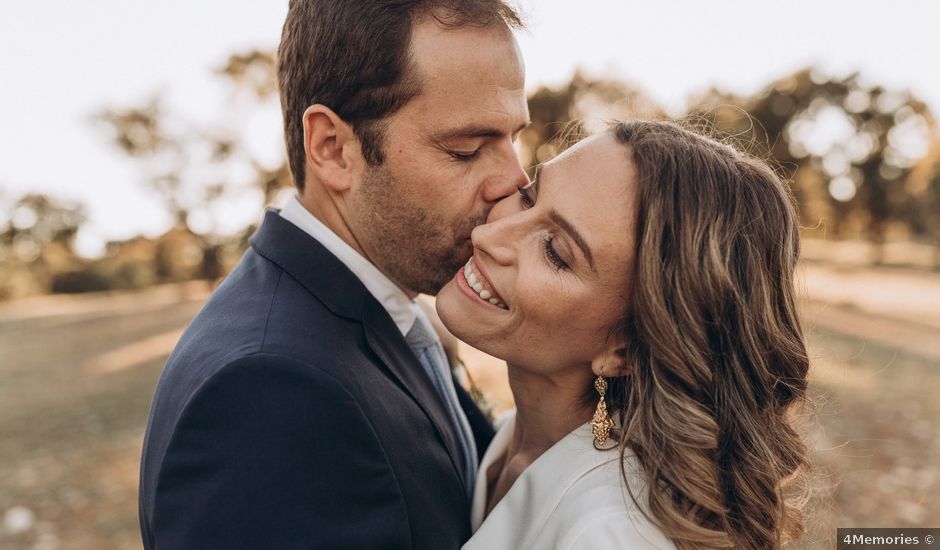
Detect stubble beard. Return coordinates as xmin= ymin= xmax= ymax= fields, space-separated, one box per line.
xmin=355 ymin=163 xmax=483 ymax=295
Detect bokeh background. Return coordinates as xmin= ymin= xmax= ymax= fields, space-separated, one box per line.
xmin=2 ymin=1 xmax=939 ymax=548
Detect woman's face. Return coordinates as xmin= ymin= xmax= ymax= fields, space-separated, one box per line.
xmin=436 ymin=132 xmax=639 ymax=374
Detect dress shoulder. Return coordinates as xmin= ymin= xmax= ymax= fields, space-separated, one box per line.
xmin=464 ymin=419 xmax=677 ymax=550
xmin=560 ymin=508 xmax=675 ymax=550
xmin=551 ymin=450 xmax=676 ymax=549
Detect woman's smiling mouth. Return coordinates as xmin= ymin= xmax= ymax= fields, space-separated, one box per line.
xmin=458 ymin=257 xmax=508 ymax=309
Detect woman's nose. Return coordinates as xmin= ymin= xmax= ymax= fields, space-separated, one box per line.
xmin=471 ymin=207 xmax=521 ymax=266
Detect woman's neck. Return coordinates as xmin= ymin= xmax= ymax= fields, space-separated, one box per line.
xmin=483 ymin=363 xmax=594 ymax=517
xmin=505 ymin=364 xmax=594 ymax=460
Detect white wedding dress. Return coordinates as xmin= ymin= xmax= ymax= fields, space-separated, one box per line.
xmin=463 ymin=411 xmax=676 ymax=550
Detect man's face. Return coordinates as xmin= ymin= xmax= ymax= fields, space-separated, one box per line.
xmin=345 ymin=19 xmax=530 ymax=296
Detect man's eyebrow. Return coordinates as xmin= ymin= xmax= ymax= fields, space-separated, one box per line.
xmin=549 ymin=208 xmax=596 ymax=272
xmin=517 ymin=119 xmax=532 ymax=135
xmin=433 ymin=120 xmax=531 ymax=142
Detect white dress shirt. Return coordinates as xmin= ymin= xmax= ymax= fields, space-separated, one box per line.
xmin=464 ymin=411 xmax=676 ymax=550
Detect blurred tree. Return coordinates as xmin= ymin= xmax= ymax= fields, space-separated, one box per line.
xmin=688 ymin=68 xmax=936 ymax=261
xmin=217 ymin=49 xmax=278 ymax=102
xmin=216 ymin=49 xmax=292 ymax=205
xmin=96 ymin=49 xmax=291 ymax=280
xmin=96 ymin=98 xmax=231 ymax=281
xmin=1 ymin=193 xmax=85 ymax=266
xmin=0 ymin=193 xmax=87 ymax=298
xmin=522 ymin=70 xmax=665 ymax=172
xmin=907 ymin=140 xmax=940 ymax=268
xmin=98 ymin=98 xmax=192 ymax=229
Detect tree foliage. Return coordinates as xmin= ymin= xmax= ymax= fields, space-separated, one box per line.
xmin=522 ymin=71 xmax=666 ymax=170
xmin=686 ymin=69 xmax=935 ymax=250
xmin=96 ymin=49 xmax=290 ymax=237
xmin=1 ymin=193 xmax=85 ymax=264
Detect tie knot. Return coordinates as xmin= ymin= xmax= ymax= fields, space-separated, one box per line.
xmin=405 ymin=310 xmax=439 ymax=351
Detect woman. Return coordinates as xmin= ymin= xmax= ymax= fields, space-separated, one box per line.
xmin=436 ymin=120 xmax=810 ymax=549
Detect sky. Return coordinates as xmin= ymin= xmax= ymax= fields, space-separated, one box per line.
xmin=2 ymin=0 xmax=939 ymax=257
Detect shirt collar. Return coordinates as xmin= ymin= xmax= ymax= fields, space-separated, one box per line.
xmin=279 ymin=194 xmax=416 ymax=336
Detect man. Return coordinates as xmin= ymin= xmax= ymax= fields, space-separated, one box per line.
xmin=138 ymin=0 xmax=529 ymax=548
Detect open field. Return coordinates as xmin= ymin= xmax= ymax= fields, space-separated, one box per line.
xmin=1 ymin=260 xmax=938 ymax=549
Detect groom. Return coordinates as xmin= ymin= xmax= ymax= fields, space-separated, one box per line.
xmin=138 ymin=0 xmax=529 ymax=548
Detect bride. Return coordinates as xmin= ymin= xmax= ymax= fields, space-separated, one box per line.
xmin=436 ymin=120 xmax=810 ymax=549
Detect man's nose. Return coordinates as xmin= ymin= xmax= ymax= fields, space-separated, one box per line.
xmin=481 ymin=146 xmax=529 ymax=203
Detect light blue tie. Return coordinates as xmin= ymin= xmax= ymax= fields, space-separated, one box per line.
xmin=405 ymin=310 xmax=478 ymax=498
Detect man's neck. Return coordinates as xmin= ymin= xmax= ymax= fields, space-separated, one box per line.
xmin=296 ymin=193 xmax=419 ymax=300
xmin=298 ymin=193 xmax=366 ymax=258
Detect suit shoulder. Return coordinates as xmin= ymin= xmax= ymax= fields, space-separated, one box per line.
xmin=143 ymin=352 xmax=368 ymax=488
xmin=182 ymin=352 xmax=361 ymax=414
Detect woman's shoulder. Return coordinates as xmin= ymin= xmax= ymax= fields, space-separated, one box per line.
xmin=466 ymin=420 xmax=675 ymax=550
xmin=549 ymin=449 xmax=676 ymax=549
xmin=555 ymin=507 xmax=676 ymax=550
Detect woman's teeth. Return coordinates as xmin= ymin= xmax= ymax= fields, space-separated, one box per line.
xmin=464 ymin=259 xmax=507 ymax=309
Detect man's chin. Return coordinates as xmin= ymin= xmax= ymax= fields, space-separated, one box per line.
xmin=385 ymin=243 xmax=470 ymax=296
xmin=422 ymin=273 xmax=456 ymax=296
xmin=420 ymin=263 xmax=464 ymax=296
xmin=453 ymin=239 xmax=474 ymax=265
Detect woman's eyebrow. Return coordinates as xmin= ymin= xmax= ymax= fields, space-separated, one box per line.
xmin=549 ymin=209 xmax=595 ymax=272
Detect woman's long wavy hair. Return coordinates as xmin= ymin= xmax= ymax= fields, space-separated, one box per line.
xmin=606 ymin=120 xmax=810 ymax=549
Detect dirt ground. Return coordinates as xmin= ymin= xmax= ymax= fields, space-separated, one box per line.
xmin=0 ymin=260 xmax=937 ymax=549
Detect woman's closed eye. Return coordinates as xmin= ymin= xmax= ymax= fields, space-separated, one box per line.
xmin=543 ymin=236 xmax=569 ymax=271
xmin=516 ymin=168 xmax=570 ymax=271
xmin=518 ymin=186 xmax=570 ymax=271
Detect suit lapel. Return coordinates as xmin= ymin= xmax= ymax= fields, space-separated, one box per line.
xmin=362 ymin=298 xmax=466 ymax=487
xmin=250 ymin=210 xmax=364 ymax=321
xmin=250 ymin=210 xmax=466 ymax=486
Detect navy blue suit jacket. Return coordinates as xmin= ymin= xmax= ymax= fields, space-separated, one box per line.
xmin=139 ymin=211 xmax=495 ymax=549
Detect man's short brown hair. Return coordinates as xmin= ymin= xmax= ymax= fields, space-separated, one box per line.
xmin=277 ymin=0 xmax=524 ymax=190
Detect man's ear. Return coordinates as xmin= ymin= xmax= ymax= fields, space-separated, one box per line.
xmin=302 ymin=104 xmax=360 ymax=193
xmin=591 ymin=340 xmax=631 ymax=378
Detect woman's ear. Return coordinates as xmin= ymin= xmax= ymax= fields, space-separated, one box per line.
xmin=591 ymin=341 xmax=631 ymax=378
xmin=302 ymin=104 xmax=361 ymax=193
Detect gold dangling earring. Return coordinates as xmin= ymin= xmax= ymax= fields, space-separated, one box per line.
xmin=591 ymin=375 xmax=615 ymax=448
